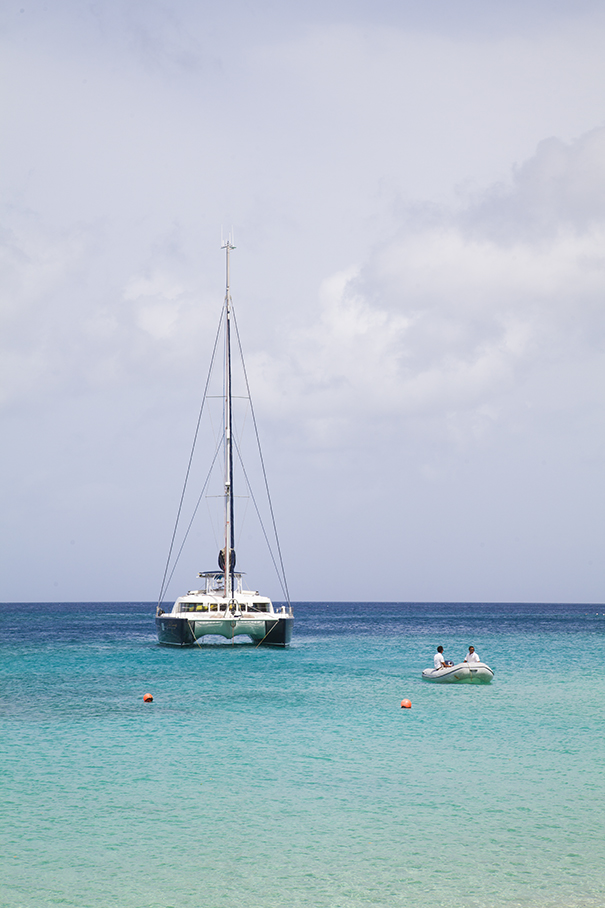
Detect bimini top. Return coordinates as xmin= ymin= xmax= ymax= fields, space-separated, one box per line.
xmin=198 ymin=571 xmax=246 ymax=578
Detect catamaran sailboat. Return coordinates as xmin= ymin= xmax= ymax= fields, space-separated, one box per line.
xmin=155 ymin=240 xmax=293 ymax=647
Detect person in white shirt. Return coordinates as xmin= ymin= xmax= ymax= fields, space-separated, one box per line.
xmin=434 ymin=646 xmax=452 ymax=670
xmin=464 ymin=646 xmax=480 ymax=663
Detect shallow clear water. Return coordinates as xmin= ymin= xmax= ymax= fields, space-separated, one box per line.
xmin=1 ymin=602 xmax=604 ymax=908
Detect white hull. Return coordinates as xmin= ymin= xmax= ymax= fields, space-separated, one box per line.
xmin=156 ymin=578 xmax=293 ymax=646
xmin=422 ymin=662 xmax=494 ymax=683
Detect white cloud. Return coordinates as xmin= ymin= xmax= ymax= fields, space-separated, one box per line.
xmin=240 ymin=128 xmax=603 ymax=461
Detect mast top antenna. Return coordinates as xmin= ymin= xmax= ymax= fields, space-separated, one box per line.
xmin=221 ymin=228 xmax=236 ymax=250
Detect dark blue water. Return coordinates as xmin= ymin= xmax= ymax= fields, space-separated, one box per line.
xmin=4 ymin=599 xmax=602 ymax=646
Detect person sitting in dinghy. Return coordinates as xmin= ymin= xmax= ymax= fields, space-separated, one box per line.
xmin=434 ymin=646 xmax=454 ymax=670
xmin=464 ymin=646 xmax=480 ymax=663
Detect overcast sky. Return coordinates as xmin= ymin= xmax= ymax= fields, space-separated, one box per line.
xmin=1 ymin=0 xmax=604 ymax=603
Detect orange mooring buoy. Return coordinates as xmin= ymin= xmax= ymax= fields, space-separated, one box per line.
xmin=400 ymin=699 xmax=412 ymax=709
xmin=143 ymin=693 xmax=153 ymax=703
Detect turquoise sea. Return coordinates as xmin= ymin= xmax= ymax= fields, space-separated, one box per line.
xmin=1 ymin=601 xmax=604 ymax=908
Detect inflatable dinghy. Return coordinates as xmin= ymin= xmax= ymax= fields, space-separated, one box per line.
xmin=422 ymin=662 xmax=494 ymax=683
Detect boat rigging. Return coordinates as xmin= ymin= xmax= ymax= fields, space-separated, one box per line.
xmin=155 ymin=240 xmax=293 ymax=647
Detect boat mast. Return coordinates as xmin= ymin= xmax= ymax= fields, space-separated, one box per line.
xmin=222 ymin=237 xmax=236 ymax=602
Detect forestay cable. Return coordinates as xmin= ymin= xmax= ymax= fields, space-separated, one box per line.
xmin=157 ymin=309 xmax=225 ymax=607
